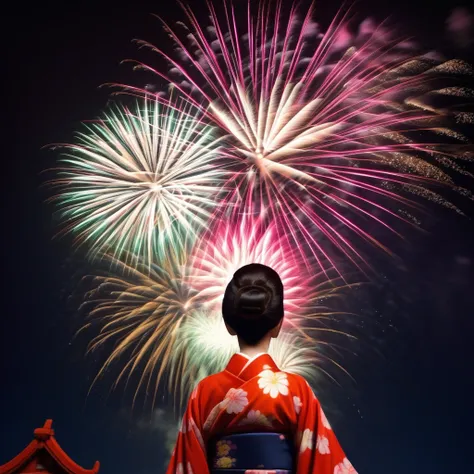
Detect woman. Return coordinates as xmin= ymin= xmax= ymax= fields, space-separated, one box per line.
xmin=167 ymin=263 xmax=356 ymax=474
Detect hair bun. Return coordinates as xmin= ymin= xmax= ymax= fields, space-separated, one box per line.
xmin=236 ymin=285 xmax=271 ymax=316
xmin=222 ymin=263 xmax=284 ymax=345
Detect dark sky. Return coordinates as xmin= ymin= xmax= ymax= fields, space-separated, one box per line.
xmin=2 ymin=1 xmax=474 ymax=473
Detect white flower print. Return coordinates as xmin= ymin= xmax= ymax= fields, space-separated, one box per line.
xmin=316 ymin=435 xmax=330 ymax=454
xmin=258 ymin=369 xmax=289 ymax=398
xmin=188 ymin=418 xmax=206 ymax=451
xmin=300 ymin=428 xmax=314 ymax=453
xmin=293 ymin=396 xmax=303 ymax=414
xmin=238 ymin=409 xmax=273 ymax=428
xmin=176 ymin=463 xmax=183 ymax=474
xmin=187 ymin=418 xmax=193 ymax=432
xmin=262 ymin=364 xmax=271 ymax=369
xmin=203 ymin=403 xmax=221 ymax=431
xmin=334 ymin=458 xmax=357 ymax=474
xmin=219 ymin=388 xmax=249 ymax=414
xmin=321 ymin=407 xmax=332 ymax=430
xmin=186 ymin=462 xmax=193 ymax=474
xmin=179 ymin=417 xmax=187 ymax=433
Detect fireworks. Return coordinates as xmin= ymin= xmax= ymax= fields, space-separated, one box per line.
xmin=80 ymin=215 xmax=358 ymax=407
xmin=80 ymin=218 xmax=311 ymax=404
xmin=81 ymin=254 xmax=193 ymax=407
xmin=126 ymin=0 xmax=474 ymax=269
xmin=173 ymin=312 xmax=326 ymax=395
xmin=188 ymin=207 xmax=312 ymax=324
xmin=82 ymin=251 xmax=353 ymax=408
xmin=51 ymin=0 xmax=474 ymax=411
xmin=188 ymin=204 xmax=355 ymax=323
xmin=51 ymin=97 xmax=226 ymax=264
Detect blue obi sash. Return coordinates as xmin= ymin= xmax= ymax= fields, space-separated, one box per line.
xmin=209 ymin=432 xmax=294 ymax=473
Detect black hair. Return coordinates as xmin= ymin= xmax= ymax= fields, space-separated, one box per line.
xmin=222 ymin=263 xmax=284 ymax=345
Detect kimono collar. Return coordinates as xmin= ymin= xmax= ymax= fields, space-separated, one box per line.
xmin=225 ymin=352 xmax=280 ymax=381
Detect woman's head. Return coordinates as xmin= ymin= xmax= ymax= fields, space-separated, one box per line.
xmin=222 ymin=263 xmax=284 ymax=345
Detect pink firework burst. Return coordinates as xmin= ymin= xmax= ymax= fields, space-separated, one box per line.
xmin=123 ymin=0 xmax=474 ymax=270
xmin=187 ymin=205 xmax=338 ymax=328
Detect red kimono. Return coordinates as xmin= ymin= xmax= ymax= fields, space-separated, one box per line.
xmin=167 ymin=353 xmax=356 ymax=474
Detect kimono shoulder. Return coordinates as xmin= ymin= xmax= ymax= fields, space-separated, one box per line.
xmin=192 ymin=370 xmax=242 ymax=421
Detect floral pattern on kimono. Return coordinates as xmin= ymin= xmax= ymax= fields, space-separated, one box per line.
xmin=213 ymin=439 xmax=237 ymax=468
xmin=238 ymin=409 xmax=273 ymax=428
xmin=334 ymin=458 xmax=357 ymax=474
xmin=166 ymin=353 xmax=356 ymax=474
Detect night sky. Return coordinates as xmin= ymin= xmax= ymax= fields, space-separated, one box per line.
xmin=2 ymin=1 xmax=474 ymax=473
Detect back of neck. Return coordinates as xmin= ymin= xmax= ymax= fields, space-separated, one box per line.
xmin=238 ymin=336 xmax=271 ymax=358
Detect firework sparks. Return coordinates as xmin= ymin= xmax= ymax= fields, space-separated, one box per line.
xmin=56 ymin=0 xmax=474 ymax=417
xmin=81 ymin=254 xmax=194 ymax=408
xmin=50 ymin=97 xmax=226 ymax=264
xmin=172 ymin=312 xmax=328 ymax=393
xmin=81 ymin=230 xmax=356 ymax=408
xmin=124 ymin=0 xmax=474 ymax=270
xmin=188 ymin=205 xmax=346 ymax=327
xmin=185 ymin=209 xmax=359 ymax=393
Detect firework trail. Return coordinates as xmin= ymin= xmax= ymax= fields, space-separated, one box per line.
xmin=55 ymin=1 xmax=474 ymax=416
xmin=123 ymin=0 xmax=474 ymax=270
xmin=184 ymin=209 xmax=359 ymax=395
xmin=188 ymin=203 xmax=345 ymax=326
xmin=81 ymin=223 xmax=357 ymax=409
xmin=172 ymin=313 xmax=331 ymax=396
xmin=50 ymin=97 xmax=226 ymax=265
xmin=80 ymin=253 xmax=193 ymax=408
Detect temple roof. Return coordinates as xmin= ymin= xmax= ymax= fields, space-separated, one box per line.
xmin=0 ymin=420 xmax=100 ymax=474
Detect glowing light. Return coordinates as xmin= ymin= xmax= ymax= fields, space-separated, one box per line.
xmin=188 ymin=206 xmax=312 ymax=325
xmin=80 ymin=253 xmax=194 ymax=408
xmin=124 ymin=0 xmax=473 ymax=270
xmin=172 ymin=312 xmax=323 ymax=396
xmin=50 ymin=97 xmax=227 ymax=265
xmin=81 ymin=242 xmax=355 ymax=408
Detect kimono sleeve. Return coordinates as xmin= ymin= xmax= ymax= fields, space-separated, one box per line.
xmin=166 ymin=384 xmax=209 ymax=474
xmin=293 ymin=379 xmax=357 ymax=474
